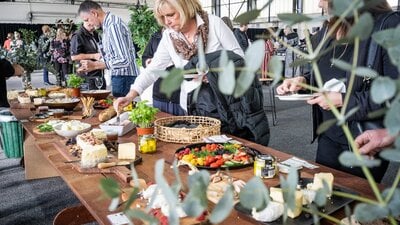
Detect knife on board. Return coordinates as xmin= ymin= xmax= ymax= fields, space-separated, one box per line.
xmin=97 ymin=161 xmax=130 ymax=169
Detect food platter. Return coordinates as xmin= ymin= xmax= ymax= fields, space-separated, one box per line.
xmin=276 ymin=94 xmax=315 ymax=101
xmin=175 ymin=142 xmax=260 ymax=170
xmin=42 ymin=98 xmax=80 ymax=110
xmin=234 ymin=178 xmax=355 ymax=225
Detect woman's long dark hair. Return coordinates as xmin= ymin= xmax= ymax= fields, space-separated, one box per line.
xmin=326 ymin=0 xmax=392 ymax=39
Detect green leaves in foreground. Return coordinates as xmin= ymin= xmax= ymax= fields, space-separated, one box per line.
xmin=338 ymin=151 xmax=381 ymax=168
xmin=278 ymin=13 xmax=313 ymax=26
xmin=160 ymin=68 xmax=184 ymax=98
xmin=234 ymin=40 xmax=265 ymax=98
xmin=209 ymin=186 xmax=234 ymax=223
xmin=182 ymin=171 xmax=209 ymax=217
xmin=218 ymin=51 xmax=235 ymax=95
xmin=346 ymin=12 xmax=373 ymax=41
xmin=354 ymin=203 xmax=389 ymax=223
xmin=384 ymin=96 xmax=400 ymax=136
xmin=100 ymin=177 xmax=121 ymax=198
xmin=371 ymin=77 xmax=397 ymax=104
xmin=268 ymin=56 xmax=283 ymax=87
xmin=239 ymin=176 xmax=269 ymax=210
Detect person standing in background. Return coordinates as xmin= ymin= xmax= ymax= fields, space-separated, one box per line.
xmin=261 ymin=29 xmax=275 ymax=79
xmin=50 ymin=28 xmax=70 ymax=86
xmin=1 ymin=59 xmax=24 ymax=108
xmin=233 ymin=23 xmax=250 ymax=51
xmin=70 ymin=21 xmax=105 ymax=90
xmin=10 ymin=31 xmax=23 ymax=51
xmin=77 ymin=0 xmax=139 ymax=97
xmin=3 ymin=33 xmax=13 ymax=51
xmin=38 ymin=25 xmax=53 ymax=85
xmin=283 ymin=25 xmax=300 ymax=78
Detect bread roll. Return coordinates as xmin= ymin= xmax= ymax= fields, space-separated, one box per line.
xmin=98 ymin=107 xmax=116 ymax=122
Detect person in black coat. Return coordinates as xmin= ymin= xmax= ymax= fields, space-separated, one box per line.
xmin=0 ymin=59 xmax=24 ymax=108
xmin=233 ymin=23 xmax=250 ymax=52
xmin=276 ymin=0 xmax=399 ymax=182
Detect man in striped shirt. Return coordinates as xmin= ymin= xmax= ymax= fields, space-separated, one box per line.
xmin=77 ymin=0 xmax=139 ymax=97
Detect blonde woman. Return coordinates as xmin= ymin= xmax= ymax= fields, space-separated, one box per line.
xmin=114 ymin=0 xmax=243 ymax=111
xmin=50 ymin=28 xmax=70 ymax=86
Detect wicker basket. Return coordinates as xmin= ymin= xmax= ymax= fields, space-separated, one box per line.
xmin=154 ymin=116 xmax=221 ymax=144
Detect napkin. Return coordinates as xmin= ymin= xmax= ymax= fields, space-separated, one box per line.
xmin=203 ymin=135 xmax=242 ymax=144
xmin=280 ymin=157 xmax=319 ymax=169
xmin=323 ymin=78 xmax=346 ymax=93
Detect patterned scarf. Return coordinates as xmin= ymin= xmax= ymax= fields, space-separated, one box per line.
xmin=169 ymin=11 xmax=209 ymax=60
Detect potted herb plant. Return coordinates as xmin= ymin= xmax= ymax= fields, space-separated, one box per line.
xmin=129 ymin=100 xmax=159 ymax=153
xmin=66 ymin=74 xmax=84 ymax=97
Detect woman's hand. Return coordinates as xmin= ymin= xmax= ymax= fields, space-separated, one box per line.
xmin=113 ymin=91 xmax=138 ymax=112
xmin=276 ymin=76 xmax=306 ymax=95
xmin=12 ymin=64 xmax=24 ymax=76
xmin=306 ymin=91 xmax=343 ymax=110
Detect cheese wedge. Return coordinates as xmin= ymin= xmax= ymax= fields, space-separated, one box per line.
xmin=270 ymin=187 xmax=303 ymax=218
xmin=118 ymin=142 xmax=136 ymax=160
xmin=310 ymin=172 xmax=334 ymax=196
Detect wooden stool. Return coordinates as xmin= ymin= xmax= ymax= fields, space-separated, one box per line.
xmin=53 ymin=204 xmax=95 ymax=225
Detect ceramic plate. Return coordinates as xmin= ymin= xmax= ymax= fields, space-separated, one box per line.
xmin=276 ymin=94 xmax=316 ymax=101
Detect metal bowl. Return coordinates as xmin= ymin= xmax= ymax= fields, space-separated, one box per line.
xmin=81 ymin=90 xmax=111 ymax=100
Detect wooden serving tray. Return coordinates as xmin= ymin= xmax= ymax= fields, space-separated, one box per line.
xmin=52 ymin=140 xmax=140 ymax=183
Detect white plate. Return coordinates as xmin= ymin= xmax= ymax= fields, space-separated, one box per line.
xmin=99 ymin=112 xmax=135 ymax=136
xmin=276 ymin=94 xmax=315 ymax=101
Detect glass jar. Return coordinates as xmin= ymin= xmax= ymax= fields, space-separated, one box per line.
xmin=138 ymin=134 xmax=157 ymax=153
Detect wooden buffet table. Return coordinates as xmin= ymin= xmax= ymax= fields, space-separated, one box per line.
xmin=10 ymin=104 xmax=381 ymax=225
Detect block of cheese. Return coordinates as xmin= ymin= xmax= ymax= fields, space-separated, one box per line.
xmin=270 ymin=187 xmax=303 ymax=218
xmin=90 ymin=129 xmax=107 ymax=140
xmin=310 ymin=173 xmax=334 ymax=196
xmin=118 ymin=142 xmax=136 ymax=160
xmin=77 ymin=132 xmax=107 ymax=168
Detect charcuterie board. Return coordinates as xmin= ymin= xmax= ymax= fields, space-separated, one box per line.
xmin=52 ymin=141 xmax=141 ymax=183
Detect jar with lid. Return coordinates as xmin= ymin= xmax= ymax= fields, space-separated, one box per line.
xmin=136 ymin=127 xmax=156 ymax=153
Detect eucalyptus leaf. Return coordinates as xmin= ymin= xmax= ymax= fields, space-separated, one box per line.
xmin=366 ymin=108 xmax=387 ymax=119
xmin=372 ymin=27 xmax=400 ymax=49
xmin=219 ymin=50 xmax=228 ymax=67
xmin=100 ymin=178 xmax=121 ymax=198
xmin=124 ymin=187 xmax=140 ymax=211
xmin=245 ymin=40 xmax=266 ymax=72
xmin=346 ymin=13 xmax=373 ymax=40
xmin=317 ymin=119 xmax=337 ymax=135
xmin=344 ymin=205 xmax=352 ymax=224
xmin=332 ymin=0 xmax=363 ymax=17
xmin=278 ymin=13 xmax=312 ymax=26
xmin=160 ymin=68 xmax=184 ymax=98
xmin=291 ymin=58 xmax=310 ymax=68
xmin=380 ymin=149 xmax=400 ymax=163
xmin=239 ymin=177 xmax=269 ymax=210
xmin=309 ymin=204 xmax=320 ymax=225
xmin=269 ymin=56 xmax=283 ymax=87
xmin=343 ymin=107 xmax=359 ymax=123
xmin=313 ymin=180 xmax=330 ymax=207
xmin=339 ymin=151 xmax=381 ymax=168
xmin=171 ymin=159 xmax=182 ymax=195
xmin=384 ymin=97 xmax=400 ymax=135
xmin=125 ymin=209 xmax=158 ymax=225
xmin=182 ymin=195 xmax=206 ymax=217
xmin=209 ymin=186 xmax=234 ymax=223
xmin=234 ymin=9 xmax=262 ymax=24
xmin=218 ymin=61 xmax=235 ymax=95
xmin=354 ymin=203 xmax=389 ymax=222
xmin=382 ymin=188 xmax=400 ymax=217
xmin=388 ymin=45 xmax=400 ymax=72
xmin=396 ymin=136 xmax=400 ymax=148
xmin=371 ymin=77 xmax=396 ymax=104
xmin=109 ymin=197 xmax=120 ymax=211
xmin=197 ymin=36 xmax=206 ymax=72
xmin=330 ymin=59 xmax=352 ymax=71
xmin=234 ymin=70 xmax=255 ymax=98
xmin=183 ymin=171 xmax=209 ymax=217
xmin=154 ymin=159 xmax=179 ymax=225
xmin=280 ymin=168 xmax=298 ymax=211
xmin=354 ymin=67 xmax=378 ymax=78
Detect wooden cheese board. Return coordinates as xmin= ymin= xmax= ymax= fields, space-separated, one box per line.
xmin=52 ymin=140 xmax=141 ymax=183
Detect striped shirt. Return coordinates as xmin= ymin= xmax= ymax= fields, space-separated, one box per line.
xmin=100 ymin=12 xmax=139 ymax=77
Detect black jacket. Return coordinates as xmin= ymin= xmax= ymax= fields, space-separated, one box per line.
xmin=305 ymin=11 xmax=400 ymax=142
xmin=233 ymin=28 xmax=249 ymax=52
xmin=0 ymin=59 xmax=14 ymax=107
xmin=184 ymin=51 xmax=270 ymax=146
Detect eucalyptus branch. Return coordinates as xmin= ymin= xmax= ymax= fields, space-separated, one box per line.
xmin=341 ymin=10 xmax=360 ymax=114
xmin=332 ymin=190 xmax=379 ymax=205
xmin=384 ymin=168 xmax=400 ymax=203
xmin=388 ymin=216 xmax=399 ymax=225
xmin=341 ymin=125 xmax=385 ymax=203
xmin=302 ymin=207 xmax=346 ymax=225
